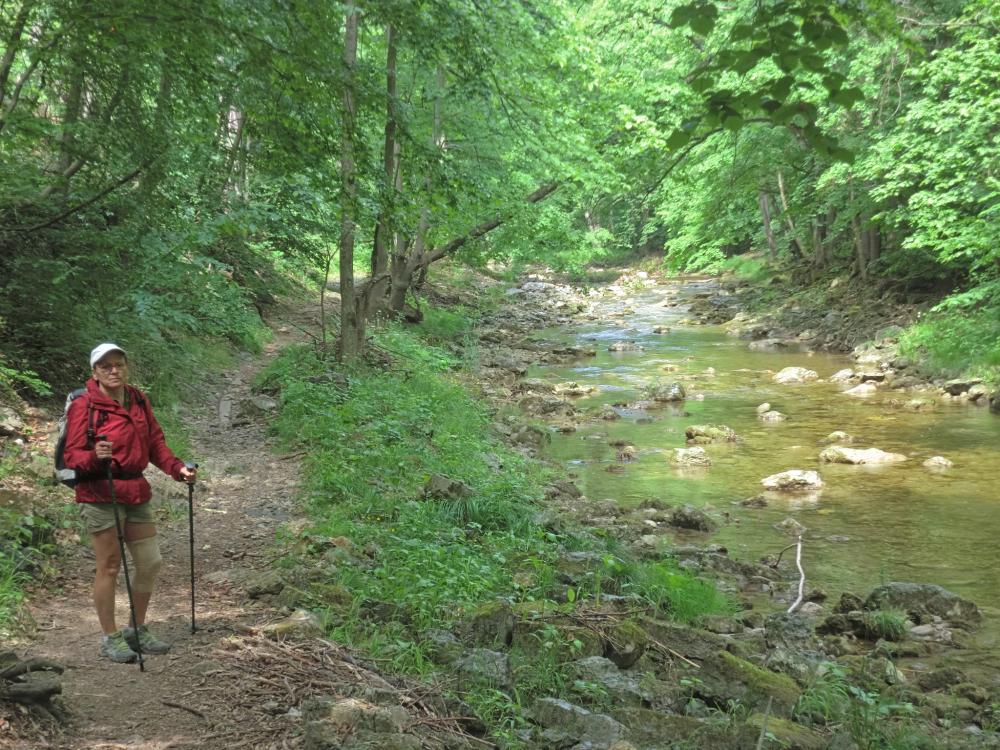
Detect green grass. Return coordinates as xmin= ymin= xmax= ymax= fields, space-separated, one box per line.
xmin=900 ymin=302 xmax=1000 ymax=381
xmin=861 ymin=609 xmax=908 ymax=641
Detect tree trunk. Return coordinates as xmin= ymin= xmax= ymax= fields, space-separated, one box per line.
xmin=759 ymin=191 xmax=777 ymax=260
xmin=811 ymin=219 xmax=824 ymax=268
xmin=338 ymin=3 xmax=362 ymax=361
xmin=364 ymin=24 xmax=397 ymax=319
xmin=389 ymin=65 xmax=444 ymax=315
xmin=0 ymin=0 xmax=35 ymax=108
xmin=45 ymin=52 xmax=85 ymax=199
xmin=139 ymin=68 xmax=173 ymax=197
xmin=852 ymin=214 xmax=867 ymax=281
xmin=865 ymin=227 xmax=881 ymax=267
xmin=776 ymin=170 xmax=805 ymax=258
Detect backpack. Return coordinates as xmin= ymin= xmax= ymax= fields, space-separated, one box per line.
xmin=53 ymin=390 xmax=107 ymax=488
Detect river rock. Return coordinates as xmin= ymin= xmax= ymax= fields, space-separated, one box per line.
xmin=670 ymin=447 xmax=711 ymax=467
xmin=750 ymin=338 xmax=798 ymax=352
xmin=822 ymin=431 xmax=854 ymax=444
xmin=514 ymin=378 xmax=555 ymax=394
xmin=758 ymin=410 xmax=786 ymax=422
xmin=652 ymin=325 xmax=670 ymax=334
xmin=774 ymin=367 xmax=819 ymax=384
xmin=943 ymin=378 xmax=982 ymax=396
xmin=819 ymin=446 xmax=907 ymax=465
xmin=648 ymin=382 xmax=685 ymax=402
xmin=608 ymin=340 xmax=643 ymax=352
xmin=829 ymin=368 xmax=855 ymax=382
xmin=843 ymin=382 xmax=878 ymax=397
xmin=967 ymin=384 xmax=989 ymax=403
xmin=530 ymin=698 xmax=625 ymax=748
xmin=667 ymin=505 xmax=717 ymax=532
xmin=923 ymin=456 xmax=953 ymax=469
xmin=555 ymin=381 xmax=597 ymax=397
xmin=685 ymin=424 xmax=738 ymax=443
xmin=865 ymin=583 xmax=982 ymax=630
xmin=990 ymin=389 xmax=1000 ymax=414
xmin=597 ymin=404 xmax=621 ymax=420
xmin=761 ymin=470 xmax=823 ymax=491
xmin=756 ymin=402 xmax=771 ymax=414
xmin=519 ymin=395 xmax=575 ymax=417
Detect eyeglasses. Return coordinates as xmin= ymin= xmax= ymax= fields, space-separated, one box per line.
xmin=95 ymin=361 xmax=128 ymax=372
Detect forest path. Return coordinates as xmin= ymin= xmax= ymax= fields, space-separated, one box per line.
xmin=24 ymin=296 xmax=325 ymax=750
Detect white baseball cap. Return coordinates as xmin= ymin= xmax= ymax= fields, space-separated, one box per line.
xmin=90 ymin=343 xmax=127 ymax=367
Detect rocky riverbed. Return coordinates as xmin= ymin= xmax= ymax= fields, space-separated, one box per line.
xmin=448 ymin=268 xmax=1000 ymax=749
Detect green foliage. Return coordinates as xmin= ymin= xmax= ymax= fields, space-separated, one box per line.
xmin=0 ymin=506 xmax=68 ymax=634
xmin=900 ymin=281 xmax=1000 ymax=379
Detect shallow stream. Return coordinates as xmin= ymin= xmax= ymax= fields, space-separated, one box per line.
xmin=531 ymin=278 xmax=1000 ymax=671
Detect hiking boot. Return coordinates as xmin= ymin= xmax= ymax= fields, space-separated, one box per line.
xmin=123 ymin=624 xmax=171 ymax=655
xmin=100 ymin=631 xmax=138 ymax=663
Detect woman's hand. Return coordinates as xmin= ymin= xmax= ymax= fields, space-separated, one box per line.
xmin=179 ymin=465 xmax=197 ymax=484
xmin=95 ymin=440 xmax=113 ymax=460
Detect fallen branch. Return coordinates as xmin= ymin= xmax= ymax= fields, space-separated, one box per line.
xmin=162 ymin=700 xmax=207 ymax=719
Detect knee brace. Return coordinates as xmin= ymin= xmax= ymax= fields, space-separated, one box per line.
xmin=127 ymin=536 xmax=163 ymax=594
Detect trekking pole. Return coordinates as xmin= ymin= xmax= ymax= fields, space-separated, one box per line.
xmin=185 ymin=461 xmax=198 ymax=634
xmin=99 ymin=436 xmax=144 ymax=672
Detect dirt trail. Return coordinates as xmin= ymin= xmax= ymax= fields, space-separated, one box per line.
xmin=15 ymin=299 xmax=322 ymax=749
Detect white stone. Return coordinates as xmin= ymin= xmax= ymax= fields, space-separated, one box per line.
xmin=819 ymin=446 xmax=907 ymax=465
xmin=923 ymin=456 xmax=953 ymax=469
xmin=843 ymin=382 xmax=878 ymax=397
xmin=830 ymin=368 xmax=855 ymax=382
xmin=670 ymin=447 xmax=712 ymax=466
xmin=774 ymin=367 xmax=819 ymax=384
xmin=761 ymin=470 xmax=824 ymax=491
xmin=756 ymin=402 xmax=771 ymax=414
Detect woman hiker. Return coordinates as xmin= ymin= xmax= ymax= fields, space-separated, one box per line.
xmin=62 ymin=343 xmax=197 ymax=663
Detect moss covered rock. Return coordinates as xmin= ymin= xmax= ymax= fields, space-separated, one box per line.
xmin=603 ymin=619 xmax=649 ymax=669
xmin=699 ymin=651 xmax=802 ymax=716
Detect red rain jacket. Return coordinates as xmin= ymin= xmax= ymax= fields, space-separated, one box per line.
xmin=62 ymin=379 xmax=185 ymax=505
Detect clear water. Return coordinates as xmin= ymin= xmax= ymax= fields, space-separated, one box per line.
xmin=531 ymin=279 xmax=1000 ymax=670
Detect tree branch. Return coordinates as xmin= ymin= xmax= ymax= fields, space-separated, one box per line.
xmin=420 ymin=182 xmax=560 ymax=266
xmin=19 ymin=161 xmax=151 ymax=233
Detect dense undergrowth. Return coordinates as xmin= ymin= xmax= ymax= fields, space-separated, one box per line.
xmin=716 ymin=255 xmax=1000 ymax=385
xmin=256 ymin=309 xmax=734 ymax=742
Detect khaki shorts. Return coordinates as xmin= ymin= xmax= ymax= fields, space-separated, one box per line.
xmin=79 ymin=502 xmax=156 ymax=534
